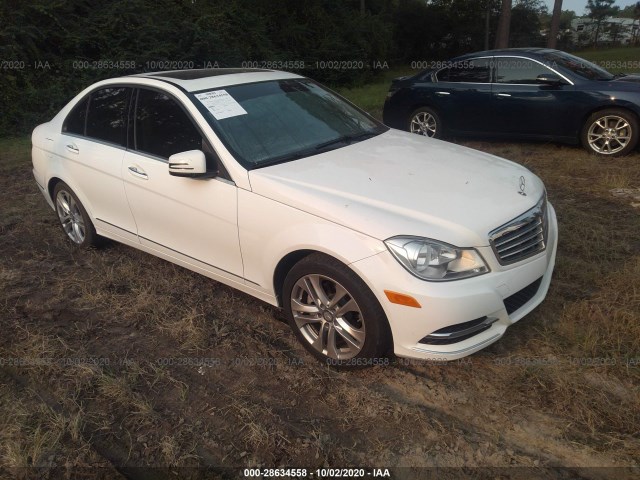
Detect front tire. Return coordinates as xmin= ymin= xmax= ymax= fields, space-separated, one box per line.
xmin=283 ymin=253 xmax=391 ymax=368
xmin=408 ymin=106 xmax=442 ymax=139
xmin=53 ymin=182 xmax=102 ymax=248
xmin=581 ymin=109 xmax=638 ymax=156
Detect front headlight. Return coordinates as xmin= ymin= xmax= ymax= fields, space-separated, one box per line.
xmin=385 ymin=236 xmax=489 ymax=281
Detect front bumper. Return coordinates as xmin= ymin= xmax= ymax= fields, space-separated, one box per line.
xmin=350 ymin=203 xmax=558 ymax=361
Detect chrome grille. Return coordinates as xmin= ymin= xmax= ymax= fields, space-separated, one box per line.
xmin=489 ymin=196 xmax=548 ymax=265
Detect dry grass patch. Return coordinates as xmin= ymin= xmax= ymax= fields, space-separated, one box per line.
xmin=1 ymin=134 xmax=639 ymax=472
xmin=0 ymin=377 xmax=114 ymax=474
xmin=463 ymin=141 xmax=640 ymax=451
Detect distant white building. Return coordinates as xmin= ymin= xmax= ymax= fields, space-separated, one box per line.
xmin=571 ymin=17 xmax=639 ymax=46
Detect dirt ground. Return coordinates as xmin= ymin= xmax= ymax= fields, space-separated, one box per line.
xmin=0 ymin=137 xmax=639 ymax=479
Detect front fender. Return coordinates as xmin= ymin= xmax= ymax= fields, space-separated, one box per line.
xmin=237 ymin=189 xmax=386 ymax=297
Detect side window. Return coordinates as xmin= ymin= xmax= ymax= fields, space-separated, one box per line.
xmin=495 ymin=58 xmax=554 ymax=84
xmin=135 ymin=89 xmax=202 ymax=159
xmin=436 ymin=58 xmax=491 ymax=83
xmin=86 ymin=87 xmax=130 ymax=146
xmin=62 ymin=96 xmax=89 ymax=135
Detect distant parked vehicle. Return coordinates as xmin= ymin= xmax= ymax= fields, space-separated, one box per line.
xmin=383 ymin=48 xmax=640 ymax=156
xmin=570 ymin=17 xmax=639 ymax=47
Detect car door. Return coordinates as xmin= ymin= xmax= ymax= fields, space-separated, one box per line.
xmin=491 ymin=56 xmax=575 ymax=137
xmin=57 ymin=86 xmax=138 ymax=242
xmin=122 ymin=87 xmax=244 ymax=280
xmin=429 ymin=57 xmax=494 ymax=133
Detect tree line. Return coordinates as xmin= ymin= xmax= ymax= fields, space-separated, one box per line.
xmin=498 ymin=0 xmax=640 ymax=48
xmin=0 ymin=0 xmax=636 ymax=135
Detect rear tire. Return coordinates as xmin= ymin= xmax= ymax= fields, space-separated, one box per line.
xmin=283 ymin=253 xmax=392 ymax=369
xmin=53 ymin=182 xmax=103 ymax=248
xmin=408 ymin=106 xmax=442 ymax=139
xmin=581 ymin=109 xmax=638 ymax=157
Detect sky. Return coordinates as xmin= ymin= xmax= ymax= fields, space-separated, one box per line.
xmin=542 ymin=0 xmax=638 ymax=16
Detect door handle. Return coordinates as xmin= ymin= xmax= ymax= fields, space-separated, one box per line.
xmin=128 ymin=165 xmax=148 ymax=180
xmin=435 ymin=91 xmax=451 ymax=96
xmin=496 ymin=93 xmax=512 ymax=97
xmin=66 ymin=144 xmax=79 ymax=154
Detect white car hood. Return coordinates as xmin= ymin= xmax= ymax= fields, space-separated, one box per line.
xmin=248 ymin=129 xmax=545 ymax=247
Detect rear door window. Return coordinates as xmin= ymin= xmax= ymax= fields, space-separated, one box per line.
xmin=62 ymin=97 xmax=89 ymax=135
xmin=436 ymin=58 xmax=491 ymax=83
xmin=85 ymin=87 xmax=130 ymax=146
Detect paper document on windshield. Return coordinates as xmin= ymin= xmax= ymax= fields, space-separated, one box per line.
xmin=195 ymin=90 xmax=247 ymax=120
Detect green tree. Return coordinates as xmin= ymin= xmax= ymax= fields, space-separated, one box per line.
xmin=586 ymin=0 xmax=620 ymax=47
xmin=556 ymin=9 xmax=578 ymax=48
xmin=510 ymin=0 xmax=547 ymax=47
xmin=401 ymin=0 xmax=501 ymax=59
xmin=606 ymin=21 xmax=623 ymax=44
xmin=0 ymin=0 xmax=398 ymax=135
xmin=618 ymin=1 xmax=639 ymax=18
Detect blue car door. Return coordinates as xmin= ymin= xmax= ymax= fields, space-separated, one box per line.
xmin=428 ymin=57 xmax=494 ymax=134
xmin=490 ymin=56 xmax=576 ymax=138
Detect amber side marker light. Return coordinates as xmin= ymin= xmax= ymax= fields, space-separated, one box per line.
xmin=384 ymin=290 xmax=422 ymax=308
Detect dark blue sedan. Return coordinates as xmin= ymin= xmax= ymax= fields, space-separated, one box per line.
xmin=382 ymin=48 xmax=640 ymax=156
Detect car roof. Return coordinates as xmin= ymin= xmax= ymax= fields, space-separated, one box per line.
xmin=125 ymin=68 xmax=303 ymax=92
xmin=453 ymin=48 xmax=558 ymax=60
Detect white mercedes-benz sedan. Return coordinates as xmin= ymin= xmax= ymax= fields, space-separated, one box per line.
xmin=31 ymin=68 xmax=558 ymax=367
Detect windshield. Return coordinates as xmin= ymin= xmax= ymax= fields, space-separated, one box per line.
xmin=541 ymin=51 xmax=614 ymax=81
xmin=190 ymin=79 xmax=386 ymax=168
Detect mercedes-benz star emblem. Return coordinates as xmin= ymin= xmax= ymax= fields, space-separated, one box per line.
xmin=518 ymin=176 xmax=527 ymax=196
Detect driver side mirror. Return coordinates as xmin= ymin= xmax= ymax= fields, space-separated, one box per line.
xmin=168 ymin=150 xmax=217 ymax=178
xmin=536 ymin=73 xmax=566 ymax=86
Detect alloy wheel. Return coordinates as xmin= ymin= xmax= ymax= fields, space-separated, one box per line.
xmin=410 ymin=112 xmax=437 ymax=137
xmin=56 ymin=190 xmax=86 ymax=244
xmin=290 ymin=274 xmax=366 ymax=360
xmin=587 ymin=115 xmax=632 ymax=155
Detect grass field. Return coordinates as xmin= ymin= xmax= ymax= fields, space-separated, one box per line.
xmin=578 ymin=46 xmax=640 ymax=73
xmin=1 ymin=51 xmax=640 ymax=477
xmin=336 ymin=68 xmax=414 ymax=119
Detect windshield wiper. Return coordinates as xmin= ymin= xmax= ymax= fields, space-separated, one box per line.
xmin=251 ymin=147 xmax=319 ymax=169
xmin=251 ymin=130 xmax=382 ymax=169
xmin=314 ymin=130 xmax=379 ymax=151
xmin=614 ymin=73 xmax=627 ymax=78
